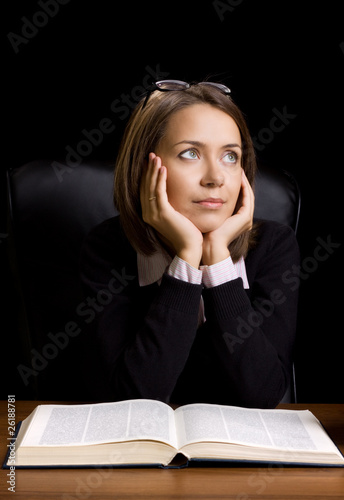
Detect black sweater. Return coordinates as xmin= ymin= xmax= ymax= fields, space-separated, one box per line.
xmin=79 ymin=216 xmax=300 ymax=408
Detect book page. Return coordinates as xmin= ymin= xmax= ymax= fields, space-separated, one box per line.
xmin=20 ymin=400 xmax=177 ymax=449
xmin=175 ymin=404 xmax=340 ymax=453
xmin=175 ymin=404 xmax=230 ymax=448
xmin=221 ymin=407 xmax=318 ymax=450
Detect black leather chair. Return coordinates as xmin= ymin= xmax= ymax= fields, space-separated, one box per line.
xmin=6 ymin=160 xmax=300 ymax=401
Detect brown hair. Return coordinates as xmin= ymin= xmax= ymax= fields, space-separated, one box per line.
xmin=113 ymin=83 xmax=257 ymax=261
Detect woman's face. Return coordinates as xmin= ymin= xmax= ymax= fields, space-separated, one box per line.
xmin=155 ymin=103 xmax=243 ymax=233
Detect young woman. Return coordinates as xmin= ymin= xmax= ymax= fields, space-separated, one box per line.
xmin=80 ymin=80 xmax=300 ymax=408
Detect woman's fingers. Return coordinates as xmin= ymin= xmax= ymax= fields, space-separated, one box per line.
xmin=237 ymin=170 xmax=254 ymax=225
xmin=148 ymin=154 xmax=160 ymax=200
xmin=141 ymin=153 xmax=171 ymax=227
xmin=155 ymin=165 xmax=169 ymax=209
xmin=141 ymin=153 xmax=159 ymax=215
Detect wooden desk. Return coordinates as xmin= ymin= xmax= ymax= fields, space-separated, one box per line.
xmin=1 ymin=402 xmax=343 ymax=499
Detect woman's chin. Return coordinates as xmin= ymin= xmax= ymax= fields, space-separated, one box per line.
xmin=186 ymin=211 xmax=234 ymax=234
xmin=194 ymin=219 xmax=226 ymax=234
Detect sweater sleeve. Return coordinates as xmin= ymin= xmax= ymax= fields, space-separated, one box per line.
xmin=202 ymin=222 xmax=300 ymax=408
xmin=79 ymin=218 xmax=203 ymax=402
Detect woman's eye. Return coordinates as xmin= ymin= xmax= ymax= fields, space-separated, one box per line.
xmin=223 ymin=152 xmax=238 ymax=164
xmin=180 ymin=149 xmax=198 ymax=160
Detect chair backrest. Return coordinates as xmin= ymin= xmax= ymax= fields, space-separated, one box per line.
xmin=7 ymin=160 xmax=300 ymax=400
xmin=254 ymin=164 xmax=300 ymax=232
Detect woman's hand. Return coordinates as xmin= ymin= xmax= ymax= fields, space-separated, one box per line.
xmin=140 ymin=153 xmax=203 ymax=268
xmin=202 ymin=169 xmax=254 ymax=265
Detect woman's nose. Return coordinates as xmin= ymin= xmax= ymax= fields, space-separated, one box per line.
xmin=200 ymin=160 xmax=224 ymax=187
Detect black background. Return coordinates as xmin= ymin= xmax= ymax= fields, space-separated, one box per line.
xmin=2 ymin=1 xmax=343 ymax=402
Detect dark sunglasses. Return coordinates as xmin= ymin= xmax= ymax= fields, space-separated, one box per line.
xmin=141 ymin=79 xmax=231 ymax=110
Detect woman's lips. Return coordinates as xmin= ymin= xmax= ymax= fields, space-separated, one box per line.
xmin=194 ymin=198 xmax=225 ymax=209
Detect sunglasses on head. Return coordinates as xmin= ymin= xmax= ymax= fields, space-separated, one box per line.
xmin=141 ymin=79 xmax=231 ymax=110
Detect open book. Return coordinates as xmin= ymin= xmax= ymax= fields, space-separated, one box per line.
xmin=4 ymin=399 xmax=344 ymax=468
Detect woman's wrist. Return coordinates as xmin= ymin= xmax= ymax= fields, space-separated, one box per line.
xmin=201 ymin=241 xmax=230 ymax=266
xmin=177 ymin=247 xmax=202 ymax=269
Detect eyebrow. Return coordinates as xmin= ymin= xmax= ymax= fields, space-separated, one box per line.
xmin=173 ymin=140 xmax=242 ymax=149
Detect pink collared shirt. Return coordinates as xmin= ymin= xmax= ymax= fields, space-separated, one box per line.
xmin=137 ymin=251 xmax=249 ymax=289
